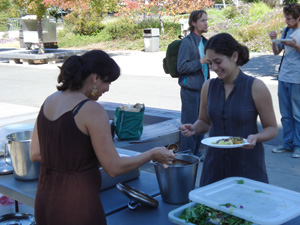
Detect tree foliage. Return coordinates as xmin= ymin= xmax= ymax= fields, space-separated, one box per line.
xmin=42 ymin=0 xmax=119 ymax=15
xmin=12 ymin=0 xmax=120 ymax=53
xmin=65 ymin=8 xmax=105 ymax=35
xmin=116 ymin=0 xmax=214 ymax=18
xmin=13 ymin=0 xmax=47 ymax=17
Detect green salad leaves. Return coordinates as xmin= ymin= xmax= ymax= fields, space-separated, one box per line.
xmin=179 ymin=204 xmax=253 ymax=225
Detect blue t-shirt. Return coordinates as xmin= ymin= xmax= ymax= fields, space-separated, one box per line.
xmin=198 ymin=38 xmax=208 ymax=81
xmin=278 ymin=27 xmax=300 ymax=84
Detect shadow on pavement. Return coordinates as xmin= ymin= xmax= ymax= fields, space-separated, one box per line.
xmin=242 ymin=53 xmax=282 ymax=78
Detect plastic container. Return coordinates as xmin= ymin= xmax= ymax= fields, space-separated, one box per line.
xmin=188 ymin=177 xmax=300 ymax=225
xmin=168 ymin=202 xmax=221 ymax=225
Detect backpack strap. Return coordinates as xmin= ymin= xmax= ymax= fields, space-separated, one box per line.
xmin=72 ymin=99 xmax=90 ymax=116
xmin=278 ymin=27 xmax=290 ymax=72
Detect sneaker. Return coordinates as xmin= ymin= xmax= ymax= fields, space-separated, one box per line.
xmin=292 ymin=149 xmax=300 ymax=158
xmin=272 ymin=146 xmax=292 ymax=153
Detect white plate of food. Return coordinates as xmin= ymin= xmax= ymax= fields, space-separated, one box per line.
xmin=272 ymin=39 xmax=293 ymax=44
xmin=201 ymin=136 xmax=249 ymax=148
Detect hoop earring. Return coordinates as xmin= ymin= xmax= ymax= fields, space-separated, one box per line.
xmin=91 ymin=84 xmax=98 ymax=96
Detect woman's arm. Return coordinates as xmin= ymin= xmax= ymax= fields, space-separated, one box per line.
xmin=248 ymin=79 xmax=277 ymax=145
xmin=84 ymin=102 xmax=175 ymax=177
xmin=30 ymin=121 xmax=42 ymax=162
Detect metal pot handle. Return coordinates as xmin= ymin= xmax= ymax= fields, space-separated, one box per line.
xmin=4 ymin=143 xmax=11 ymax=165
xmin=128 ymin=199 xmax=140 ymax=210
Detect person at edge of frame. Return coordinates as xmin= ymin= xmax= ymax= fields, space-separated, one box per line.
xmin=269 ymin=3 xmax=300 ymax=158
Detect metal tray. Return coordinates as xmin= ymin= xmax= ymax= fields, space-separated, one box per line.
xmin=100 ymin=149 xmax=140 ymax=191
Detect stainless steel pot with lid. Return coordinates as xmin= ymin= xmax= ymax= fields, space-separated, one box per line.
xmin=6 ymin=130 xmax=40 ymax=181
xmin=0 ymin=124 xmax=34 ymax=175
xmin=0 ymin=213 xmax=35 ymax=225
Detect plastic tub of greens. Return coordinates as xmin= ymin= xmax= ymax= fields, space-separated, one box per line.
xmin=168 ymin=201 xmax=253 ymax=225
xmin=188 ymin=177 xmax=300 ymax=225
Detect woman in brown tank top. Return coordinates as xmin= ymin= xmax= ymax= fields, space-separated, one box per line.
xmin=30 ymin=50 xmax=175 ymax=225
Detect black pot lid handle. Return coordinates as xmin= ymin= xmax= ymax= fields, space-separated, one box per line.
xmin=116 ymin=183 xmax=158 ymax=210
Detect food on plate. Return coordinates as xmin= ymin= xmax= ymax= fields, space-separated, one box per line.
xmin=171 ymin=158 xmax=192 ymax=166
xmin=180 ymin=203 xmax=253 ymax=225
xmin=213 ymin=137 xmax=245 ymax=145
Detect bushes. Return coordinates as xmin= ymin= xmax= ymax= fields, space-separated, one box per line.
xmin=206 ymin=3 xmax=285 ymax=52
xmin=64 ymin=9 xmax=105 ymax=35
xmin=0 ymin=12 xmax=9 ymax=32
xmin=57 ymin=2 xmax=287 ymax=53
xmin=58 ymin=17 xmax=171 ymax=50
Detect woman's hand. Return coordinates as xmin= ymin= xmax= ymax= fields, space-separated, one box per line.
xmin=179 ymin=124 xmax=195 ymax=137
xmin=152 ymin=147 xmax=175 ymax=168
xmin=243 ymin=134 xmax=257 ymax=149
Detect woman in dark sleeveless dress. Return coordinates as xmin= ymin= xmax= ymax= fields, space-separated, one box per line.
xmin=30 ymin=50 xmax=175 ymax=225
xmin=179 ymin=33 xmax=277 ymax=186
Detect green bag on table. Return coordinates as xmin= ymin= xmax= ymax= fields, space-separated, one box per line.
xmin=114 ymin=103 xmax=145 ymax=140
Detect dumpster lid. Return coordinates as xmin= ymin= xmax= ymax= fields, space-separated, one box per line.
xmin=143 ymin=28 xmax=159 ymax=36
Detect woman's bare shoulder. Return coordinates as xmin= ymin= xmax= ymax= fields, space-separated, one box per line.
xmin=252 ymin=78 xmax=268 ymax=94
xmin=80 ymin=101 xmax=108 ymax=121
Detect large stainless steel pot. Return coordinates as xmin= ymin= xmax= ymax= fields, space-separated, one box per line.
xmin=6 ymin=131 xmax=40 ymax=181
xmin=153 ymin=154 xmax=199 ymax=204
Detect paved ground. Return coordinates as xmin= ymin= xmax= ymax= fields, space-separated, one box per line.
xmin=0 ymin=49 xmax=299 ymax=215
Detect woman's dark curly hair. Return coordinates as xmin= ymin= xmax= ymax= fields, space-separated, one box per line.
xmin=57 ymin=50 xmax=120 ymax=91
xmin=204 ymin=33 xmax=249 ymax=66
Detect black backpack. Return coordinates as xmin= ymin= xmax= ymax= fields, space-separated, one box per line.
xmin=278 ymin=27 xmax=289 ymax=72
xmin=163 ymin=36 xmax=183 ymax=78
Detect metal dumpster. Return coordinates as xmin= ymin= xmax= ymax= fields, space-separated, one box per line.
xmin=20 ymin=15 xmax=57 ymax=50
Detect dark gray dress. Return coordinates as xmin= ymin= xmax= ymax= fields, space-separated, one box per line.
xmin=200 ymin=71 xmax=269 ymax=187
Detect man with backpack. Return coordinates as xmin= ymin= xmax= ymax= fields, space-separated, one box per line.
xmin=269 ymin=3 xmax=300 ymax=158
xmin=177 ymin=10 xmax=210 ymax=157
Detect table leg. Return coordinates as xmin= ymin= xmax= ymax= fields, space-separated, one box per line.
xmin=15 ymin=200 xmax=19 ymax=212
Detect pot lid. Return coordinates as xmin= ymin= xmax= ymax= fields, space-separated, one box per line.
xmin=0 ymin=213 xmax=35 ymax=225
xmin=116 ymin=183 xmax=158 ymax=209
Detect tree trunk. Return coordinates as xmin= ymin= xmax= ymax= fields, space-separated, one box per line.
xmin=223 ymin=0 xmax=226 ymax=8
xmin=160 ymin=16 xmax=164 ymax=35
xmin=36 ymin=17 xmax=45 ymax=54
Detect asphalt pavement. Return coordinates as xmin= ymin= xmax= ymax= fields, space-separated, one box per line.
xmin=0 ymin=49 xmax=299 ymax=195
